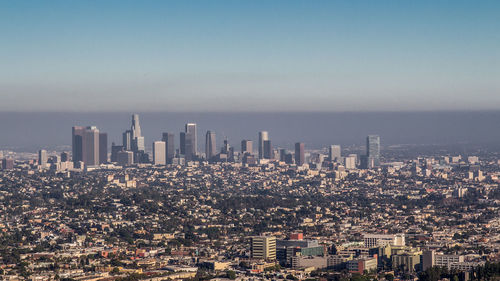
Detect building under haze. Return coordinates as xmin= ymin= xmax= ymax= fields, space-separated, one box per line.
xmin=258 ymin=131 xmax=269 ymax=159
xmin=162 ymin=132 xmax=175 ymax=164
xmin=295 ymin=142 xmax=305 ymax=166
xmin=99 ymin=132 xmax=107 ymax=164
xmin=152 ymin=141 xmax=166 ymax=165
xmin=241 ymin=140 xmax=253 ymax=155
xmin=181 ymin=123 xmax=197 ymax=161
xmin=72 ymin=126 xmax=105 ymax=167
xmin=38 ymin=149 xmax=47 ymax=167
xmin=329 ymin=145 xmax=341 ymax=162
xmin=131 ymin=114 xmax=145 ymax=152
xmin=185 ymin=123 xmax=197 ymax=155
xmin=117 ymin=150 xmax=134 ymax=166
xmin=121 ymin=114 xmax=147 ymax=163
xmin=366 ymin=135 xmax=381 ymax=168
xmin=205 ymin=130 xmax=216 ymax=160
xmin=1 ymin=158 xmax=14 ymax=170
xmin=263 ymin=140 xmax=273 ymax=159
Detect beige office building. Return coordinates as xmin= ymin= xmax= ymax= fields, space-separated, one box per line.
xmin=251 ymin=236 xmax=276 ymax=260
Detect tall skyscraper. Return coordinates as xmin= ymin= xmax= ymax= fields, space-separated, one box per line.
xmin=185 ymin=123 xmax=197 ymax=156
xmin=205 ymin=130 xmax=216 ymax=160
xmin=184 ymin=132 xmax=194 ymax=161
xmin=72 ymin=126 xmax=85 ymax=164
xmin=241 ymin=140 xmax=253 ymax=155
xmin=153 ymin=141 xmax=166 ymax=165
xmin=258 ymin=131 xmax=269 ymax=159
xmin=83 ymin=126 xmax=100 ymax=166
xmin=72 ymin=126 xmax=103 ymax=167
xmin=38 ymin=149 xmax=47 ymax=166
xmin=127 ymin=114 xmax=145 ymax=152
xmin=295 ymin=142 xmax=305 ymax=166
xmin=329 ymin=145 xmax=341 ymax=162
xmin=131 ymin=114 xmax=142 ymax=139
xmin=99 ymin=132 xmax=107 ymax=164
xmin=162 ymin=132 xmax=175 ymax=164
xmin=180 ymin=132 xmax=186 ymax=155
xmin=122 ymin=130 xmax=132 ymax=151
xmin=263 ymin=140 xmax=273 ymax=159
xmin=366 ymin=135 xmax=381 ymax=168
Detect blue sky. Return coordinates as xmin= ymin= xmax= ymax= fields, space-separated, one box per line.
xmin=1 ymin=0 xmax=499 ymax=112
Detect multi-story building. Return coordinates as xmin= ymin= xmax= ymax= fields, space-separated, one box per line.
xmin=347 ymin=257 xmax=377 ymax=274
xmin=162 ymin=132 xmax=175 ymax=164
xmin=295 ymin=142 xmax=305 ymax=166
xmin=258 ymin=131 xmax=269 ymax=159
xmin=38 ymin=149 xmax=47 ymax=167
xmin=205 ymin=131 xmax=216 ymax=160
xmin=251 ymin=236 xmax=276 ymax=260
xmin=241 ymin=140 xmax=253 ymax=155
xmin=329 ymin=145 xmax=341 ymax=162
xmin=153 ymin=141 xmax=166 ymax=165
xmin=363 ymin=233 xmax=405 ymax=248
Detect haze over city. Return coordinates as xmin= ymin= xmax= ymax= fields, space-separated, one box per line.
xmin=1 ymin=0 xmax=499 ymax=112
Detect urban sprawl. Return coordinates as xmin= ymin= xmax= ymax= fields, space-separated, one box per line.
xmin=0 ymin=114 xmax=499 ymax=281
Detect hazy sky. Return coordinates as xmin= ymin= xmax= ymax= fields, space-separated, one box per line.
xmin=1 ymin=0 xmax=499 ymax=112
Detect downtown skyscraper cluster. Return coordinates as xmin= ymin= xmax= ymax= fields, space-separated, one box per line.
xmin=69 ymin=113 xmax=381 ymax=170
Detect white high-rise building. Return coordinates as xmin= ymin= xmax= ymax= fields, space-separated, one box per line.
xmin=258 ymin=131 xmax=269 ymax=159
xmin=329 ymin=145 xmax=341 ymax=162
xmin=153 ymin=141 xmax=166 ymax=165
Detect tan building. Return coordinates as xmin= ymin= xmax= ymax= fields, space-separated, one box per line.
xmin=251 ymin=236 xmax=276 ymax=260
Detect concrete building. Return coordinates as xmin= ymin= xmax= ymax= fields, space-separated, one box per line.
xmin=2 ymin=158 xmax=14 ymax=170
xmin=329 ymin=145 xmax=341 ymax=162
xmin=251 ymin=236 xmax=276 ymax=260
xmin=162 ymin=132 xmax=175 ymax=164
xmin=241 ymin=140 xmax=253 ymax=155
xmin=99 ymin=132 xmax=107 ymax=164
xmin=38 ymin=149 xmax=47 ymax=167
xmin=205 ymin=131 xmax=216 ymax=160
xmin=295 ymin=142 xmax=305 ymax=166
xmin=117 ymin=151 xmax=134 ymax=166
xmin=363 ymin=233 xmax=405 ymax=248
xmin=347 ymin=257 xmax=377 ymax=274
xmin=258 ymin=131 xmax=269 ymax=159
xmin=153 ymin=141 xmax=166 ymax=165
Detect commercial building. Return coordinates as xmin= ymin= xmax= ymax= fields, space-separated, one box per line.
xmin=117 ymin=151 xmax=134 ymax=166
xmin=241 ymin=140 xmax=253 ymax=155
xmin=363 ymin=233 xmax=405 ymax=248
xmin=153 ymin=141 xmax=166 ymax=165
xmin=329 ymin=145 xmax=341 ymax=162
xmin=205 ymin=131 xmax=216 ymax=160
xmin=258 ymin=131 xmax=269 ymax=159
xmin=251 ymin=236 xmax=276 ymax=260
xmin=38 ymin=149 xmax=47 ymax=167
xmin=295 ymin=142 xmax=305 ymax=166
xmin=162 ymin=132 xmax=175 ymax=164
xmin=366 ymin=135 xmax=381 ymax=168
xmin=347 ymin=257 xmax=377 ymax=274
